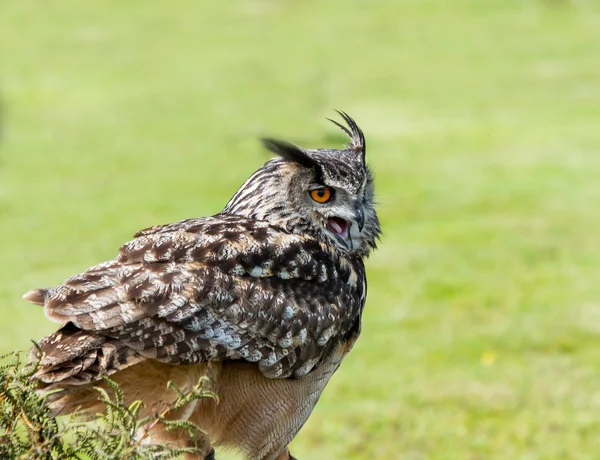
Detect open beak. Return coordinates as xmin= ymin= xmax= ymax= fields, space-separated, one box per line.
xmin=325 ymin=204 xmax=365 ymax=250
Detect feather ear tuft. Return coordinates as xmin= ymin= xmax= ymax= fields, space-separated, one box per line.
xmin=327 ymin=111 xmax=366 ymax=161
xmin=261 ymin=138 xmax=315 ymax=169
xmin=261 ymin=138 xmax=324 ymax=183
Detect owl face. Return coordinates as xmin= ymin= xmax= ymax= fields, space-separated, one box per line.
xmin=288 ymin=148 xmax=377 ymax=255
xmin=224 ymin=112 xmax=380 ymax=258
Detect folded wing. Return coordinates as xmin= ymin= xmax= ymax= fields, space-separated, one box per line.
xmin=28 ymin=215 xmax=364 ymax=385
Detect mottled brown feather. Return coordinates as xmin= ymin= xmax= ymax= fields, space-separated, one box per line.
xmin=29 ymin=215 xmax=365 ymax=385
xmin=25 ymin=113 xmax=380 ymax=459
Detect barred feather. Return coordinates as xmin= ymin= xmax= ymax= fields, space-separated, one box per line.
xmin=26 ymin=112 xmax=380 ymax=416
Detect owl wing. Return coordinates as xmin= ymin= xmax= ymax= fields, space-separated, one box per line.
xmin=29 ymin=215 xmax=365 ymax=384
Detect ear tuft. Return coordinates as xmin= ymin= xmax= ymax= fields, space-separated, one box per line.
xmin=261 ymin=138 xmax=315 ymax=169
xmin=327 ymin=111 xmax=366 ymax=161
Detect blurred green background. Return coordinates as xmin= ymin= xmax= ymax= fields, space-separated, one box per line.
xmin=2 ymin=1 xmax=600 ymax=458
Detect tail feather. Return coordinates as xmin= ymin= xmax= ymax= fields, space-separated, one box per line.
xmin=34 ymin=322 xmax=104 ymax=367
xmin=36 ymin=350 xmax=98 ymax=383
xmin=39 ymin=345 xmax=147 ymax=418
xmin=32 ymin=323 xmax=145 ymax=389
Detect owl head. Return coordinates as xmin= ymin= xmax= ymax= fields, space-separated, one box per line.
xmin=223 ymin=112 xmax=380 ymax=258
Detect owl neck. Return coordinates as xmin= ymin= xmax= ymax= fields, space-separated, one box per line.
xmin=222 ymin=160 xmax=310 ymax=232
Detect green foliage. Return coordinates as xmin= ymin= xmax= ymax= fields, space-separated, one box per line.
xmin=0 ymin=352 xmax=215 ymax=459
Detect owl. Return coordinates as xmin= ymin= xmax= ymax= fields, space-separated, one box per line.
xmin=24 ymin=112 xmax=381 ymax=460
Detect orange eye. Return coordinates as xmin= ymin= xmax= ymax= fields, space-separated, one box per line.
xmin=310 ymin=187 xmax=333 ymax=203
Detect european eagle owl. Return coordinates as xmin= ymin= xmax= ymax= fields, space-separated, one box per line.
xmin=24 ymin=112 xmax=381 ymax=460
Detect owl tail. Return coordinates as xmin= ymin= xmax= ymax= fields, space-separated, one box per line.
xmin=29 ymin=322 xmax=145 ymax=416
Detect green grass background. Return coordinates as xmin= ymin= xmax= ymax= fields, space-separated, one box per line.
xmin=2 ymin=1 xmax=600 ymax=458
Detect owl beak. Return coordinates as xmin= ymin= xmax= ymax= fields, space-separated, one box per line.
xmin=354 ymin=204 xmax=365 ymax=232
